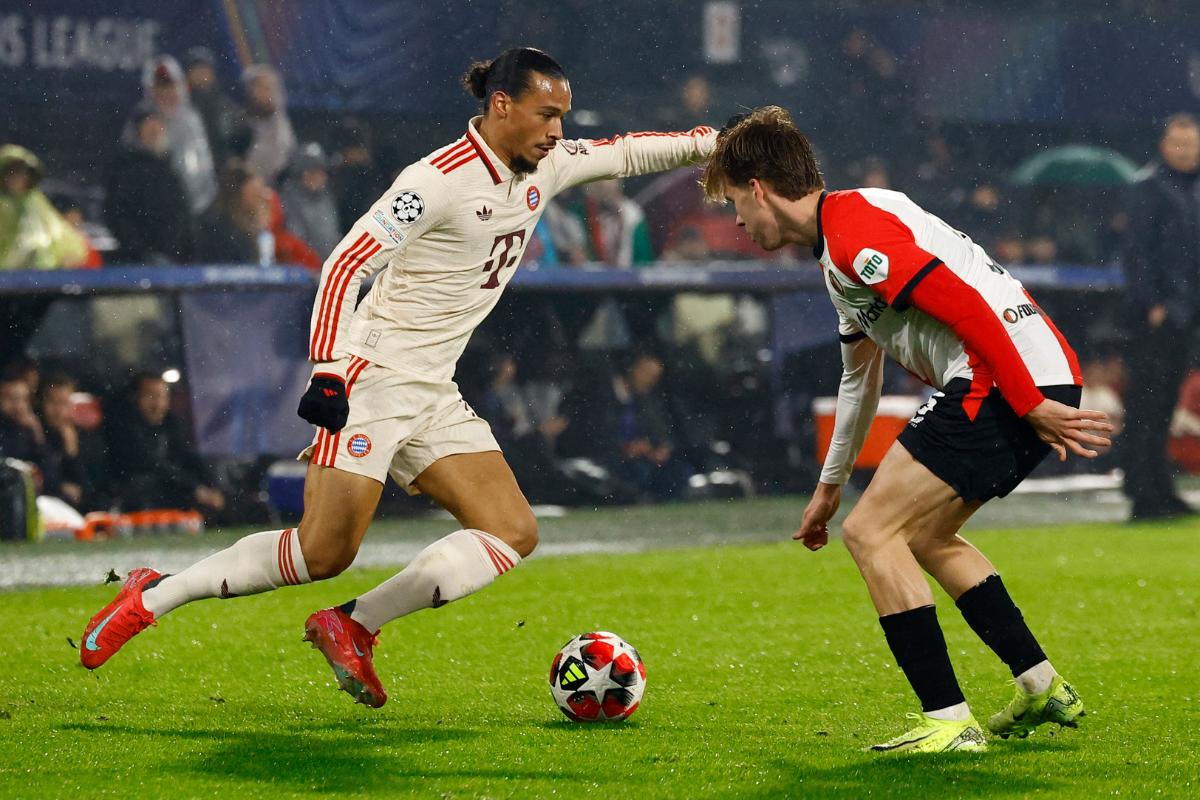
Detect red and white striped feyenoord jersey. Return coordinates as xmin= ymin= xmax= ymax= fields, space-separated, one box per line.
xmin=309 ymin=117 xmax=716 ymax=380
xmin=816 ymin=188 xmax=1081 ymax=417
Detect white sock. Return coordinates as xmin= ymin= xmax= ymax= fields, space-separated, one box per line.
xmin=348 ymin=529 xmax=520 ymax=633
xmin=1015 ymin=660 xmax=1057 ymax=694
xmin=142 ymin=528 xmax=311 ymax=618
xmin=926 ymin=702 xmax=972 ymax=722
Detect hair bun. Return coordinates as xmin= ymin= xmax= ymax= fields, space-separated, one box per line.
xmin=462 ymin=60 xmax=493 ymax=99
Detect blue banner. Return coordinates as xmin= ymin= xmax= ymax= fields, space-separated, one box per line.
xmin=0 ymin=1 xmax=231 ymax=105
xmin=178 ymin=288 xmax=314 ymax=458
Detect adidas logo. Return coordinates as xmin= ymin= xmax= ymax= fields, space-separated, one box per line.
xmin=476 ymin=205 xmax=492 ymax=222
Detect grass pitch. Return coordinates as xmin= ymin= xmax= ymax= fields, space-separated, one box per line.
xmin=1 ymin=501 xmax=1197 ymax=798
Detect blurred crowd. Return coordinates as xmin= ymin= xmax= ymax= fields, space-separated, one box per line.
xmin=0 ymin=357 xmax=225 ymax=518
xmin=3 ymin=29 xmax=1199 ymax=524
xmin=0 ymin=30 xmax=1140 ymax=273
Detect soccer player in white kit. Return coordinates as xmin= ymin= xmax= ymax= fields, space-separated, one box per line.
xmin=81 ymin=48 xmax=717 ymax=708
xmin=702 ymin=107 xmax=1113 ymax=753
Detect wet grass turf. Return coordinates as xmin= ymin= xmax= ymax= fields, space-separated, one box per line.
xmin=1 ymin=513 xmax=1197 ymax=798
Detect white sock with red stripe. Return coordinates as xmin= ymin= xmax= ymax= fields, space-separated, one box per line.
xmin=141 ymin=528 xmax=311 ymax=618
xmin=346 ymin=529 xmax=520 ymax=633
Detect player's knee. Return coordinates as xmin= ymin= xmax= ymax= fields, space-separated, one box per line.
xmin=494 ymin=511 xmax=538 ymax=558
xmin=296 ymin=523 xmax=358 ymax=580
xmin=303 ymin=545 xmax=356 ymax=581
xmin=840 ymin=514 xmax=876 ymax=560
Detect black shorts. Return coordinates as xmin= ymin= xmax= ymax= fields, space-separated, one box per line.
xmin=896 ymin=378 xmax=1082 ymax=503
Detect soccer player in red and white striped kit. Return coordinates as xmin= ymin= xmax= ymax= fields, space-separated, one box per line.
xmin=703 ymin=107 xmax=1112 ymax=753
xmin=81 ymin=48 xmax=717 ymax=708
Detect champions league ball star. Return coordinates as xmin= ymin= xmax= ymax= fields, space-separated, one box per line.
xmin=549 ymin=631 xmax=646 ymax=722
xmin=390 ymin=191 xmax=424 ymax=224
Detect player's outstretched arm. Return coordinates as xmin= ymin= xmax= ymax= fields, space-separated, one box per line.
xmin=547 ymin=126 xmax=717 ymax=191
xmin=794 ymin=482 xmax=841 ymax=551
xmin=1023 ymin=399 xmax=1114 ymax=462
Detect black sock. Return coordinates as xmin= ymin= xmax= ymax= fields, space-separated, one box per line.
xmin=955 ymin=574 xmax=1046 ymax=677
xmin=338 ymin=599 xmax=357 ymax=615
xmin=879 ymin=605 xmax=965 ymax=712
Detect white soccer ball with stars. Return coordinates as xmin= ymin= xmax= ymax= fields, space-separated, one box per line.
xmin=549 ymin=631 xmax=646 ymax=722
xmin=390 ymin=191 xmax=424 ymax=224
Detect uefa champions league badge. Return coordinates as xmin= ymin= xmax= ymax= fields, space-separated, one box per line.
xmin=347 ymin=433 xmax=372 ymax=458
xmin=390 ymin=191 xmax=424 ymax=224
xmin=526 ymin=185 xmax=541 ymax=211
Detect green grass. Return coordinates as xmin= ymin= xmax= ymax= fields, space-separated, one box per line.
xmin=1 ymin=512 xmax=1198 ymax=798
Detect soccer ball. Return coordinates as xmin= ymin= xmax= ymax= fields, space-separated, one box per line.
xmin=549 ymin=631 xmax=646 ymax=722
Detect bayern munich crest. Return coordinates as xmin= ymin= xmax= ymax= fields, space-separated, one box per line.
xmin=347 ymin=433 xmax=372 ymax=458
xmin=391 ymin=191 xmax=424 ymax=224
xmin=526 ymin=185 xmax=541 ymax=211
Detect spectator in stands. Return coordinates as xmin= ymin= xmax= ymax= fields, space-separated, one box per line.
xmin=280 ymin=143 xmax=342 ymax=257
xmin=330 ymin=117 xmax=389 ymax=225
xmin=36 ymin=372 xmax=87 ymax=508
xmin=560 ymin=351 xmax=691 ymax=501
xmin=55 ymin=199 xmax=104 ymax=268
xmin=909 ymin=131 xmax=963 ymax=218
xmin=532 ymin=199 xmax=588 ymax=267
xmin=858 ymin=156 xmax=891 ymax=189
xmin=184 ymin=47 xmax=241 ymax=169
xmin=105 ymin=373 xmax=225 ymax=513
xmin=106 ymin=108 xmax=193 ymax=264
xmin=660 ymin=224 xmax=712 ymax=262
xmin=0 ymin=144 xmax=88 ymax=270
xmin=1119 ymin=112 xmax=1200 ymax=520
xmin=569 ymin=179 xmax=655 ymax=267
xmin=265 ymin=185 xmax=323 ymax=268
xmin=197 ymin=160 xmax=321 ymax=268
xmin=1025 ymin=235 xmax=1059 ymax=265
xmin=655 ymin=73 xmax=714 ymax=131
xmin=241 ymin=64 xmax=297 ymax=186
xmin=197 ymin=160 xmax=270 ymax=263
xmin=5 ymin=355 xmax=39 ymax=398
xmin=141 ymin=55 xmax=217 ymax=217
xmin=0 ymin=370 xmax=43 ymax=464
xmin=477 ymin=352 xmax=572 ymax=503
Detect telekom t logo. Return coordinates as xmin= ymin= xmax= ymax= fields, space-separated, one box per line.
xmin=480 ymin=230 xmax=527 ymax=289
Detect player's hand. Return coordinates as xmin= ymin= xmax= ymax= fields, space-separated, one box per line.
xmin=297 ymin=373 xmax=349 ymax=433
xmin=793 ymin=482 xmax=842 ymax=551
xmin=1024 ymin=398 xmax=1113 ymax=462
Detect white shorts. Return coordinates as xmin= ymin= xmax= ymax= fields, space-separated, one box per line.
xmin=298 ymin=355 xmax=500 ymax=494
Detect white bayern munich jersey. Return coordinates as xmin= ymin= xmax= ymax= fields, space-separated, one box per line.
xmin=308 ymin=117 xmax=716 ymax=380
xmin=816 ymin=188 xmax=1081 ymax=419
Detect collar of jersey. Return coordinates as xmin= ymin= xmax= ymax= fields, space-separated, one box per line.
xmin=467 ymin=117 xmax=511 ymax=185
xmin=811 ymin=190 xmax=828 ymax=260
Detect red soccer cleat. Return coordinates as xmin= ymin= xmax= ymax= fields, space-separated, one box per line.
xmin=80 ymin=568 xmax=161 ymax=670
xmin=303 ymin=608 xmax=387 ymax=708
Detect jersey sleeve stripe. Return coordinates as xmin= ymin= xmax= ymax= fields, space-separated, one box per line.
xmin=312 ymin=232 xmax=371 ymax=359
xmin=891 ymin=257 xmax=944 ymax=311
xmin=839 ymin=331 xmax=868 ymax=344
xmin=311 ymin=231 xmax=373 ymax=360
xmin=441 ymin=152 xmax=479 ymax=174
xmin=346 ymin=356 xmax=370 ymax=392
xmin=315 ymin=236 xmax=381 ymax=361
xmin=464 ymin=127 xmax=502 ymax=184
xmin=430 ymin=139 xmax=470 ymax=167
